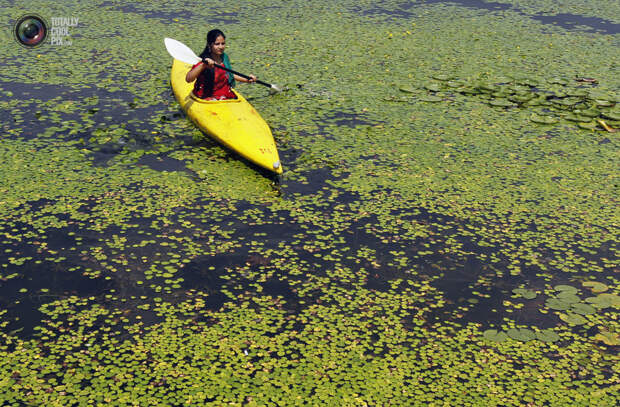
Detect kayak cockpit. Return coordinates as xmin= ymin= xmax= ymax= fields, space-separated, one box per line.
xmin=189 ymin=89 xmax=241 ymax=104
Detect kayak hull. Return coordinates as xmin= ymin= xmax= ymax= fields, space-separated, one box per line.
xmin=170 ymin=58 xmax=282 ymax=174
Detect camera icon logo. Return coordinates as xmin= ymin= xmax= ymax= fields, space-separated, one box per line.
xmin=14 ymin=14 xmax=48 ymax=47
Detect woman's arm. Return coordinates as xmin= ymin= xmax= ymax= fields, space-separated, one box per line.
xmin=185 ymin=58 xmax=216 ymax=83
xmin=185 ymin=64 xmax=204 ymax=83
xmin=233 ymin=73 xmax=257 ymax=83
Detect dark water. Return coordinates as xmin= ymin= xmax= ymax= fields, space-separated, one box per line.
xmin=365 ymin=0 xmax=620 ymax=34
xmin=531 ymin=13 xmax=620 ymax=34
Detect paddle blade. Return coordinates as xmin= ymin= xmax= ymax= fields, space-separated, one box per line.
xmin=164 ymin=37 xmax=201 ymax=65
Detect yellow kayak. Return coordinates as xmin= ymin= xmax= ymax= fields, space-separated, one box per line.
xmin=170 ymin=58 xmax=282 ymax=174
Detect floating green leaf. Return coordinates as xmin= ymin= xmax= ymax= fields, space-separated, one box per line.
xmin=577 ymin=121 xmax=598 ymax=130
xmin=483 ymin=329 xmax=508 ymax=343
xmin=571 ymin=303 xmax=596 ymax=316
xmin=566 ymin=89 xmax=588 ymax=97
xmin=592 ymin=294 xmax=620 ymax=307
xmin=551 ymin=98 xmax=579 ymax=108
xmin=564 ymin=113 xmax=591 ymax=122
xmin=530 ymin=114 xmax=557 ymax=124
xmin=459 ymin=87 xmax=480 ymax=95
xmin=535 ymin=330 xmax=560 ymax=343
xmin=574 ymin=108 xmax=601 ymax=118
xmin=492 ymin=91 xmax=512 ymax=98
xmin=585 ymin=295 xmax=612 ymax=309
xmin=432 ymin=74 xmax=451 ymax=81
xmin=601 ymin=110 xmax=620 ymax=121
xmin=588 ymin=89 xmax=617 ymax=102
xmin=555 ymin=292 xmax=580 ymax=304
xmin=546 ymin=298 xmax=572 ymax=311
xmin=399 ymin=85 xmax=416 ymax=93
xmin=477 ymin=83 xmax=498 ymax=93
xmin=512 ymin=288 xmax=537 ymax=300
xmin=582 ymin=281 xmax=608 ymax=293
xmin=508 ymin=94 xmax=532 ymax=104
xmin=424 ymin=83 xmax=441 ymax=92
xmin=554 ymin=285 xmax=578 ymax=294
xmin=593 ymin=330 xmax=620 ymax=346
xmin=593 ymin=100 xmax=614 ymax=108
xmin=549 ymin=77 xmax=568 ymax=85
xmin=419 ymin=95 xmax=443 ymax=103
xmin=507 ymin=328 xmax=536 ymax=342
xmin=489 ymin=99 xmax=515 ymax=108
xmin=559 ymin=313 xmax=587 ymax=325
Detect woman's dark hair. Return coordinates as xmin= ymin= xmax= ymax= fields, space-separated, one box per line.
xmin=199 ymin=29 xmax=226 ymax=59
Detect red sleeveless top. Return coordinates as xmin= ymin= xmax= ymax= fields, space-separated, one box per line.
xmin=192 ymin=62 xmax=236 ymax=100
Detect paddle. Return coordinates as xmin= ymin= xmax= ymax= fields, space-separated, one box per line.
xmin=164 ymin=37 xmax=282 ymax=94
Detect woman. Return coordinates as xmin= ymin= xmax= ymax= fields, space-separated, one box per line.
xmin=185 ymin=29 xmax=256 ymax=100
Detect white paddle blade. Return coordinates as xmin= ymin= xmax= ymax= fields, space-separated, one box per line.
xmin=164 ymin=37 xmax=201 ymax=65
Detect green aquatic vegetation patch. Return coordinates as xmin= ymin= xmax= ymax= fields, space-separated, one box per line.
xmin=1 ymin=287 xmax=619 ymax=405
xmin=400 ymin=73 xmax=617 ymax=131
xmin=486 ymin=281 xmax=619 ymax=347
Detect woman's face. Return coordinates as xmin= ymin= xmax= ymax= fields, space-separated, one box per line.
xmin=210 ymin=35 xmax=226 ymax=56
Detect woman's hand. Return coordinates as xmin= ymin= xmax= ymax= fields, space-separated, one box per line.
xmin=232 ymin=73 xmax=257 ymax=84
xmin=202 ymin=57 xmax=215 ymax=68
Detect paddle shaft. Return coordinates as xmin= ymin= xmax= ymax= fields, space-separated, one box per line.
xmin=208 ymin=61 xmax=273 ymax=88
